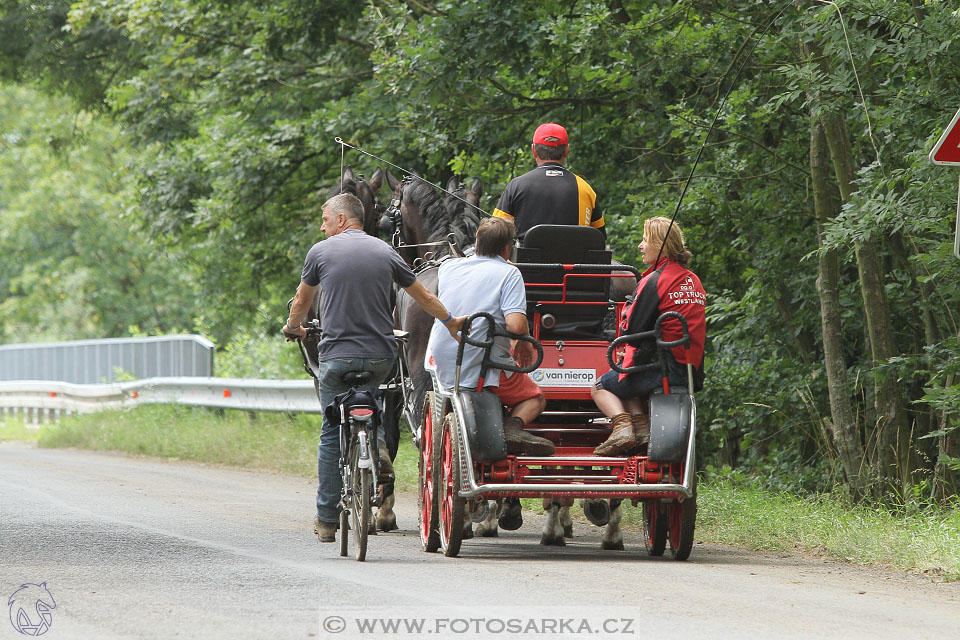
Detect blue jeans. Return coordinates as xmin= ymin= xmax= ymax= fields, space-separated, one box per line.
xmin=316 ymin=356 xmax=395 ymax=523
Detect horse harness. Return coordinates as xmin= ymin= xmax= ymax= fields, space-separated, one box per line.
xmin=381 ymin=175 xmax=466 ymax=267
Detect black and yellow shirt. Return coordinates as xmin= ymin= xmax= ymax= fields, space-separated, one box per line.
xmin=492 ymin=163 xmax=604 ymax=242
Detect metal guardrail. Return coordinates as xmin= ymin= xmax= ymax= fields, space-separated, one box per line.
xmin=0 ymin=335 xmax=215 ymax=384
xmin=0 ymin=377 xmax=322 ymax=424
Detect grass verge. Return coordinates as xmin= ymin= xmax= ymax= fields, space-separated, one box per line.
xmin=8 ymin=406 xmax=958 ymax=580
xmin=28 ymin=404 xmax=419 ymax=492
xmin=691 ymin=481 xmax=960 ymax=580
xmin=0 ymin=418 xmax=39 ymax=442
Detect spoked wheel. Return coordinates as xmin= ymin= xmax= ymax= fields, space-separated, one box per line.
xmin=418 ymin=393 xmax=440 ymax=552
xmin=338 ymin=509 xmax=349 ymax=557
xmin=437 ymin=412 xmax=465 ymax=558
xmin=643 ymin=499 xmax=667 ymax=556
xmin=668 ymin=473 xmax=697 ymax=561
xmin=349 ymin=438 xmax=372 ymax=562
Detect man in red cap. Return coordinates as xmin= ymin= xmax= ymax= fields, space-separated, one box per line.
xmin=492 ymin=122 xmax=604 ymax=243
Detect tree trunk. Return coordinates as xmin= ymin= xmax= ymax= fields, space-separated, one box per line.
xmin=932 ymin=372 xmax=958 ymax=501
xmin=809 ymin=117 xmax=866 ymax=498
xmin=820 ymin=114 xmax=909 ymax=494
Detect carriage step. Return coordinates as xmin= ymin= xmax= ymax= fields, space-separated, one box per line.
xmin=514 ymin=455 xmax=630 ymax=463
xmin=522 ymin=475 xmax=621 ymax=482
xmin=524 ymin=427 xmax=610 ymax=434
xmin=538 ymin=411 xmax=606 ymax=417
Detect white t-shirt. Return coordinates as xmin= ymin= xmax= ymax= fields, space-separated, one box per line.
xmin=427 ymin=255 xmax=527 ymax=390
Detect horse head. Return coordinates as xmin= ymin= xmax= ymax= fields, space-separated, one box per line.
xmin=384 ymin=168 xmax=440 ymax=265
xmin=384 ymin=169 xmax=483 ymax=266
xmin=328 ymin=165 xmax=385 ymax=237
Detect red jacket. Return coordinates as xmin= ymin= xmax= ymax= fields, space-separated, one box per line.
xmin=620 ymin=258 xmax=706 ymax=380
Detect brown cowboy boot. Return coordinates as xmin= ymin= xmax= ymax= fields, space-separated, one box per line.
xmin=503 ymin=416 xmax=556 ymax=456
xmin=632 ymin=413 xmax=651 ymax=454
xmin=594 ymin=412 xmax=637 ymax=456
xmin=632 ymin=413 xmax=650 ymax=445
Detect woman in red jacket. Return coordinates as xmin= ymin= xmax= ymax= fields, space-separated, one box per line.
xmin=591 ymin=216 xmax=706 ymax=456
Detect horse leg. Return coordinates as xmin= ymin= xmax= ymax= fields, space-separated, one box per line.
xmin=559 ymin=504 xmax=574 ymax=538
xmin=375 ymin=493 xmax=398 ymax=532
xmin=476 ymin=499 xmax=499 ymax=537
xmin=462 ymin=510 xmax=474 ymax=540
xmin=497 ymin=497 xmax=523 ymax=530
xmin=601 ymin=499 xmax=624 ymax=551
xmin=374 ymin=389 xmax=400 ymax=534
xmin=540 ymin=497 xmax=573 ymax=546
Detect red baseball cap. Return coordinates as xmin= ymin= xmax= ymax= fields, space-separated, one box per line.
xmin=532 ymin=122 xmax=568 ymax=146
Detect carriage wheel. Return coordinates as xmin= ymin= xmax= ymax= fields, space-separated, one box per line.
xmin=437 ymin=412 xmax=465 ymax=557
xmin=338 ymin=509 xmax=349 ymax=557
xmin=418 ymin=393 xmax=440 ymax=552
xmin=349 ymin=439 xmax=372 ymax=562
xmin=643 ymin=499 xmax=667 ymax=557
xmin=668 ymin=474 xmax=697 ymax=561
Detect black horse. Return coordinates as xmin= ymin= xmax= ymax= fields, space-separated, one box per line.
xmin=385 ymin=172 xmax=483 ymax=437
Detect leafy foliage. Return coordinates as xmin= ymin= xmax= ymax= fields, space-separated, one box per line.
xmin=2 ymin=0 xmax=959 ymax=499
xmin=0 ymin=84 xmax=200 ymax=341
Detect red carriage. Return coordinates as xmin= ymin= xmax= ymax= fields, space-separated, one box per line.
xmin=413 ymin=225 xmax=699 ymax=559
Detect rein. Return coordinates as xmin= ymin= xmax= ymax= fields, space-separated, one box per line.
xmin=335 ymin=137 xmax=490 ymax=219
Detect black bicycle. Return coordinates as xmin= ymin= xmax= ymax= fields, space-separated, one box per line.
xmin=287 ymin=319 xmax=384 ymax=562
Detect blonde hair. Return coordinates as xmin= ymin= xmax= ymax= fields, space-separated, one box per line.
xmin=644 ymin=216 xmax=692 ymax=267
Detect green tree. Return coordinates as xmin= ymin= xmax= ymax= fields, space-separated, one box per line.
xmin=0 ymin=84 xmax=200 ymax=341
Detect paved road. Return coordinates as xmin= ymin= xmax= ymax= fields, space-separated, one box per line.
xmin=1 ymin=442 xmax=958 ymax=640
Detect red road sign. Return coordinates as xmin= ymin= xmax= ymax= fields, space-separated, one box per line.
xmin=930 ymin=106 xmax=960 ymax=165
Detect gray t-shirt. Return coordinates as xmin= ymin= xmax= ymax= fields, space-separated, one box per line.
xmin=301 ymin=229 xmax=416 ymax=360
xmin=427 ymin=255 xmax=527 ymax=390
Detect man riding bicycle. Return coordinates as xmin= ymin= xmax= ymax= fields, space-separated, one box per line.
xmin=283 ymin=193 xmax=465 ymax=543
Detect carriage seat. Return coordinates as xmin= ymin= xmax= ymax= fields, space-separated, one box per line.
xmin=515 ymin=225 xmax=612 ymax=340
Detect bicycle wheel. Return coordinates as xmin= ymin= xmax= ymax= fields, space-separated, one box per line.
xmin=437 ymin=412 xmax=465 ymax=558
xmin=349 ymin=437 xmax=372 ymax=562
